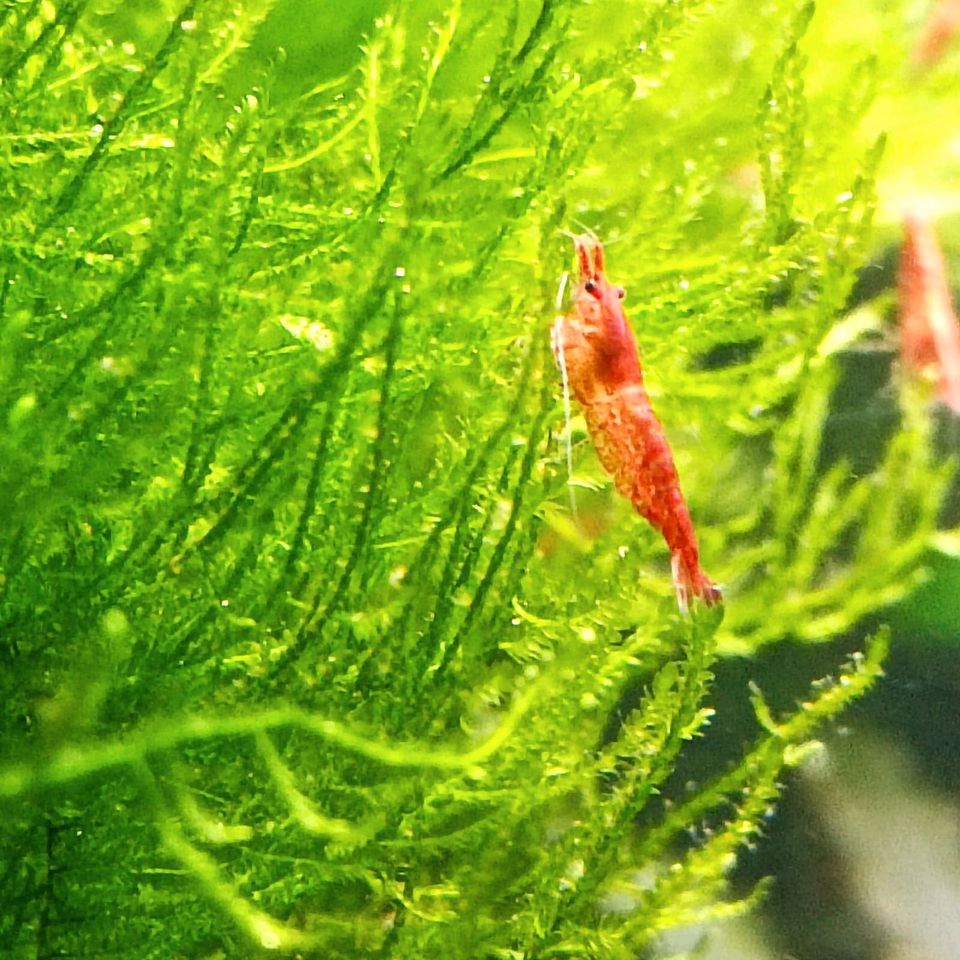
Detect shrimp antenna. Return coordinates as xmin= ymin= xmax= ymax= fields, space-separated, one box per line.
xmin=568 ymin=216 xmax=597 ymax=235
xmin=597 ymin=229 xmax=632 ymax=248
xmin=564 ymin=223 xmax=633 ymax=250
xmin=555 ymin=269 xmax=569 ymax=311
xmin=557 ymin=228 xmax=591 ymax=278
xmin=558 ymin=224 xmax=601 ymax=247
xmin=553 ymin=270 xmax=578 ymax=521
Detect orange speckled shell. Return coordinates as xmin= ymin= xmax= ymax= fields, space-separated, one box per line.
xmin=553 ymin=275 xmax=720 ymax=610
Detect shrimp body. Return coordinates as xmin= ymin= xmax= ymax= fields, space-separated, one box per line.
xmin=899 ymin=211 xmax=960 ymax=413
xmin=914 ymin=0 xmax=960 ymax=67
xmin=552 ymin=235 xmax=721 ymax=611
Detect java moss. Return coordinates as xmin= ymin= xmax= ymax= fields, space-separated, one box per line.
xmin=0 ymin=1 xmax=952 ymax=957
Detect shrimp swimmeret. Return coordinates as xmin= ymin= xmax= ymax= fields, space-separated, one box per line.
xmin=551 ymin=234 xmax=722 ymax=612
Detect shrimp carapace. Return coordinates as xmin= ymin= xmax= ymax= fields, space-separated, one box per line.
xmin=552 ymin=234 xmax=722 ymax=612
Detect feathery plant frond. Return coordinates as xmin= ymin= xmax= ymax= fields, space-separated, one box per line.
xmin=0 ymin=0 xmax=951 ymax=956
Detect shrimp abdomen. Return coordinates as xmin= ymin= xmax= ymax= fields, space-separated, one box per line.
xmin=584 ymin=387 xmax=721 ymax=609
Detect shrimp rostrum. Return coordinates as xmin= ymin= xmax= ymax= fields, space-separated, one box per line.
xmin=552 ymin=234 xmax=722 ymax=612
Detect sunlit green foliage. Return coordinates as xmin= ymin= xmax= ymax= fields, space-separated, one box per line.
xmin=0 ymin=0 xmax=952 ymax=957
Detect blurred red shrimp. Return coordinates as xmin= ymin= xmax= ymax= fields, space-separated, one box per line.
xmin=898 ymin=211 xmax=960 ymax=413
xmin=551 ymin=234 xmax=721 ymax=612
xmin=914 ymin=0 xmax=960 ymax=68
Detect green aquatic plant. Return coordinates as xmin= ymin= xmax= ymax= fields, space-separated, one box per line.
xmin=0 ymin=0 xmax=951 ymax=956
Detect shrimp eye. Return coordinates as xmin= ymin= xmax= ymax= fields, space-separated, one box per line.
xmin=615 ymin=286 xmax=625 ymax=300
xmin=584 ymin=279 xmax=601 ymax=299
